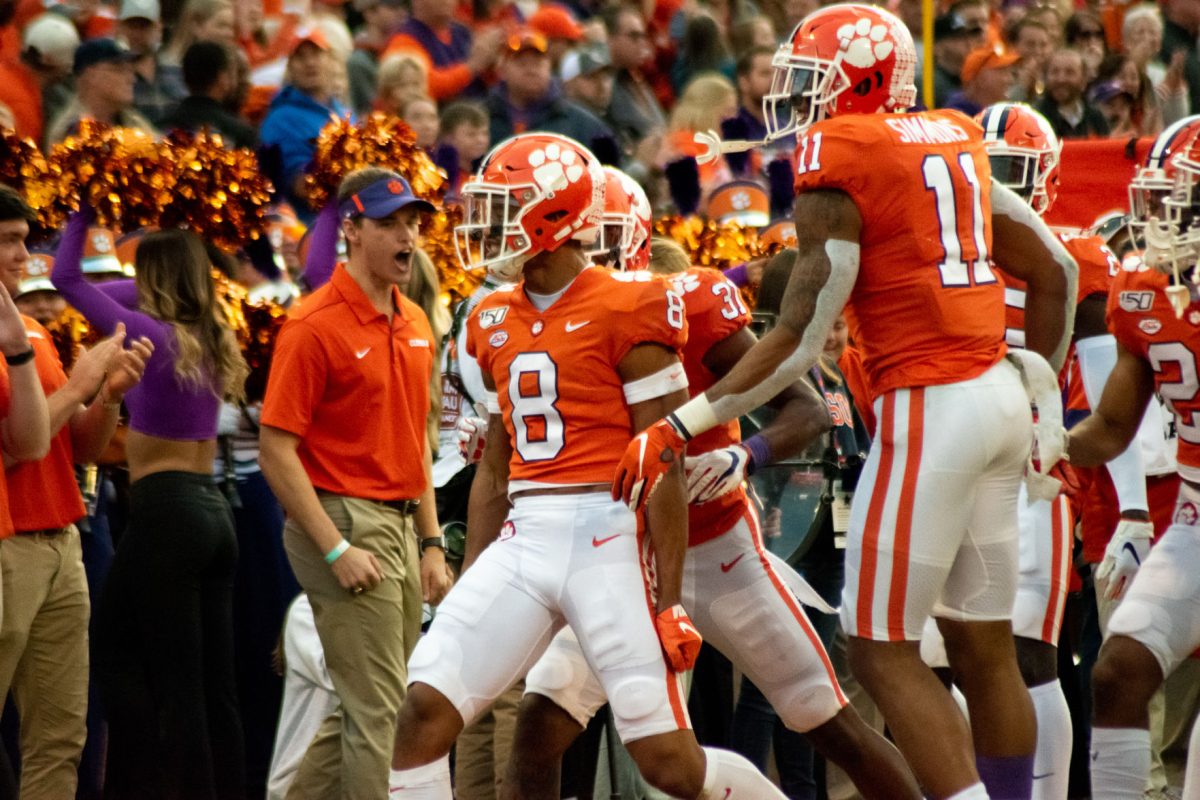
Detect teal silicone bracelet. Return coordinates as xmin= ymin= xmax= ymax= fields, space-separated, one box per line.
xmin=324 ymin=539 xmax=350 ymax=565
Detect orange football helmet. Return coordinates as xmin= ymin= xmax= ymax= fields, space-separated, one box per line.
xmin=976 ymin=103 xmax=1061 ymax=216
xmin=455 ymin=133 xmax=606 ymax=280
xmin=763 ymin=3 xmax=917 ymax=141
xmin=1150 ymin=126 xmax=1200 ymax=280
xmin=585 ymin=167 xmax=652 ymax=271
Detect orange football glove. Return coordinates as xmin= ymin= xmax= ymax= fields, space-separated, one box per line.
xmin=1050 ymin=461 xmax=1081 ymax=497
xmin=613 ymin=417 xmax=688 ymax=511
xmin=655 ymin=603 xmax=703 ymax=672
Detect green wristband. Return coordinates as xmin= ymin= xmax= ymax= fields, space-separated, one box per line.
xmin=324 ymin=539 xmax=350 ymax=565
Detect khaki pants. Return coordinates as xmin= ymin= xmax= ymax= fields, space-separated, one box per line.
xmin=284 ymin=495 xmax=422 ymax=800
xmin=454 ymin=681 xmax=523 ymax=799
xmin=0 ymin=527 xmax=90 ymax=800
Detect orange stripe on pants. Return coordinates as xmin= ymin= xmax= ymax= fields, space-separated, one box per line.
xmin=887 ymin=388 xmax=925 ymax=641
xmin=857 ymin=392 xmax=897 ymax=637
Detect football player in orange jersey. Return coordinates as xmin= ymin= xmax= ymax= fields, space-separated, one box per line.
xmin=1064 ymin=127 xmax=1200 ymax=800
xmin=612 ymin=5 xmax=1080 ymax=799
xmin=484 ymin=225 xmax=920 ymax=795
xmin=388 ymin=134 xmax=790 ymax=800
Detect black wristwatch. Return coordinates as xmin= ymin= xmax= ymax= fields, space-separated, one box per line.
xmin=420 ymin=535 xmax=446 ymax=554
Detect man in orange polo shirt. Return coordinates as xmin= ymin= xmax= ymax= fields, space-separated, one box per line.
xmin=260 ymin=167 xmax=453 ymax=800
xmin=0 ymin=184 xmax=150 ymax=799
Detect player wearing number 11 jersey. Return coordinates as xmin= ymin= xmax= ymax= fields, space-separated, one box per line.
xmin=388 ymin=133 xmax=788 ymax=800
xmin=611 ymin=5 xmax=1080 ymax=799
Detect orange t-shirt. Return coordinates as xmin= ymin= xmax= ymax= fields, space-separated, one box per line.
xmin=793 ymin=109 xmax=1007 ymax=397
xmin=261 ymin=265 xmax=435 ymax=500
xmin=666 ymin=266 xmax=751 ymax=545
xmin=467 ymin=267 xmax=687 ymax=490
xmin=1107 ymin=262 xmax=1200 ymax=482
xmin=4 ymin=316 xmax=85 ymax=534
xmin=0 ymin=58 xmax=42 ymax=142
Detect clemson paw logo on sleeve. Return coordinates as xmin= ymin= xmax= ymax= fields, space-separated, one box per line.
xmin=837 ymin=18 xmax=893 ymax=68
xmin=672 ymin=273 xmax=701 ymax=294
xmin=527 ymin=142 xmax=585 ymax=192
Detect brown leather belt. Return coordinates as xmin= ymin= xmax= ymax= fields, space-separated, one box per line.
xmin=16 ymin=525 xmax=71 ymax=537
xmin=377 ymin=499 xmax=420 ymax=515
xmin=510 ymin=484 xmax=610 ymax=501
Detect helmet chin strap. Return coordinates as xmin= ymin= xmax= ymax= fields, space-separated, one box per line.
xmin=487 ymin=252 xmax=529 ymax=282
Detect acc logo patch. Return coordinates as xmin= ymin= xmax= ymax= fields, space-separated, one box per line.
xmin=489 ymin=331 xmax=508 ymax=348
xmin=1139 ymin=319 xmax=1163 ymax=335
xmin=1120 ymin=291 xmax=1154 ymax=312
xmin=479 ymin=307 xmax=508 ymax=329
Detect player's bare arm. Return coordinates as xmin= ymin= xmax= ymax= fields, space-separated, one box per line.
xmin=619 ymin=342 xmax=691 ymax=610
xmin=1066 ymin=341 xmax=1156 ymax=468
xmin=613 ymin=190 xmax=859 ymax=510
xmin=462 ymin=370 xmax=513 ymax=571
xmin=701 ymin=325 xmax=832 ymax=459
xmin=990 ymin=181 xmax=1079 ymax=371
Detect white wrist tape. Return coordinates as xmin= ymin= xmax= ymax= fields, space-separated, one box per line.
xmin=484 ymin=390 xmax=500 ymax=415
xmin=622 ymin=364 xmax=690 ymax=404
xmin=1076 ymin=335 xmax=1149 ymax=512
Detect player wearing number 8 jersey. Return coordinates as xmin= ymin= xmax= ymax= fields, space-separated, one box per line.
xmin=388 ymin=133 xmax=789 ymax=800
xmin=612 ymin=5 xmax=1080 ymax=799
xmin=1066 ymin=127 xmax=1200 ymax=800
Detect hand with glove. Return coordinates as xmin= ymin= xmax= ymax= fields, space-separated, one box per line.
xmin=456 ymin=415 xmax=488 ymax=465
xmin=1095 ymin=517 xmax=1154 ymax=601
xmin=655 ymin=603 xmax=703 ymax=672
xmin=613 ymin=417 xmax=689 ymax=511
xmin=685 ymin=444 xmax=749 ymax=503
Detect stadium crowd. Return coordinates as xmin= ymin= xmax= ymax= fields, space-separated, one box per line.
xmin=0 ymin=0 xmax=1198 ymax=797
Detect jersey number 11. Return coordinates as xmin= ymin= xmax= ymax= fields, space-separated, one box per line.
xmin=922 ymin=152 xmax=997 ymax=288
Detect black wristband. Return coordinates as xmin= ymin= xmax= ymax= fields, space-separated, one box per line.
xmin=420 ymin=535 xmax=446 ymax=553
xmin=4 ymin=349 xmax=34 ymax=366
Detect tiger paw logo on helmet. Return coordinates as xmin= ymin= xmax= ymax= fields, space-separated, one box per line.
xmin=837 ymin=18 xmax=894 ymax=69
xmin=527 ymin=142 xmax=586 ymax=192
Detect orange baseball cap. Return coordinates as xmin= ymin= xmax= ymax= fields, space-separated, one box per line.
xmin=506 ymin=28 xmax=550 ymax=56
xmin=16 ymin=249 xmax=56 ymax=298
xmin=289 ymin=26 xmax=331 ymax=55
xmin=961 ymin=45 xmax=1019 ymax=83
xmin=529 ymin=5 xmax=583 ymax=42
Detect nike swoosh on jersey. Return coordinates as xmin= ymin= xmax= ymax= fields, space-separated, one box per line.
xmin=720 ymin=554 xmax=745 ymax=573
xmin=565 ymin=320 xmax=591 ymax=332
xmin=355 ymin=347 xmax=371 ymax=359
xmin=592 ymin=533 xmax=620 ymax=547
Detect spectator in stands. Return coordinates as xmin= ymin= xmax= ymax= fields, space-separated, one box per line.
xmin=374 ymin=53 xmax=427 ymax=115
xmin=346 ymin=0 xmax=404 ymax=114
xmin=561 ymin=42 xmax=615 ymax=123
xmin=158 ymin=0 xmax=235 ymax=98
xmin=45 ymin=38 xmax=157 ymax=146
xmin=1008 ymin=16 xmax=1052 ymax=102
xmin=1160 ymin=0 xmax=1200 ymax=124
xmin=0 ymin=13 xmax=78 ymax=142
xmin=1037 ymin=48 xmax=1110 ymax=138
xmin=259 ymin=29 xmax=350 ymax=221
xmin=119 ymin=0 xmax=175 ymax=124
xmin=1125 ymin=4 xmax=1169 ymax=87
xmin=931 ymin=10 xmax=988 ymax=107
xmin=160 ymin=41 xmax=256 ymax=147
xmin=435 ymin=100 xmax=488 ymax=197
xmin=671 ymin=12 xmax=733 ymax=93
xmin=667 ymin=71 xmax=737 ymax=191
xmin=1087 ymin=79 xmax=1136 ymax=136
xmin=527 ymin=4 xmax=583 ymax=69
xmin=733 ymin=44 xmax=773 ymax=143
xmin=945 ymin=45 xmax=1017 ymax=116
xmin=485 ymin=30 xmax=615 ymax=154
xmin=1093 ymin=50 xmax=1177 ymax=135
xmin=728 ymin=16 xmax=775 ymax=56
xmin=1065 ymin=10 xmax=1107 ymax=81
xmin=605 ymin=3 xmax=666 ymax=151
xmin=385 ymin=0 xmax=504 ymax=101
xmin=1026 ymin=3 xmax=1064 ymax=45
xmin=400 ymin=95 xmax=438 ymax=149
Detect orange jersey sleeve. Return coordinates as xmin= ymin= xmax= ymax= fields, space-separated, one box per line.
xmin=382 ymin=34 xmax=473 ymax=100
xmin=666 ymin=266 xmax=751 ymax=546
xmin=468 ymin=268 xmax=687 ymax=488
xmin=793 ymin=110 xmax=1006 ymax=396
xmin=1106 ymin=263 xmax=1200 ymax=481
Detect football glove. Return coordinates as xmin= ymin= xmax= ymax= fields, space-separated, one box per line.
xmin=655 ymin=604 xmax=703 ymax=672
xmin=455 ymin=415 xmax=487 ymax=465
xmin=685 ymin=445 xmax=749 ymax=504
xmin=613 ymin=417 xmax=688 ymax=511
xmin=1095 ymin=518 xmax=1153 ymax=601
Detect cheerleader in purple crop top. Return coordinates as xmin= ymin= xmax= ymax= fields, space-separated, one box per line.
xmin=53 ymin=208 xmax=251 ymax=800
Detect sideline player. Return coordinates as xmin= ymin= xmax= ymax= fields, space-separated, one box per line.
xmin=388 ymin=133 xmax=789 ymax=799
xmin=494 ymin=216 xmax=920 ymax=797
xmin=611 ymin=6 xmax=1079 ymax=799
xmin=1066 ymin=127 xmax=1200 ymax=800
